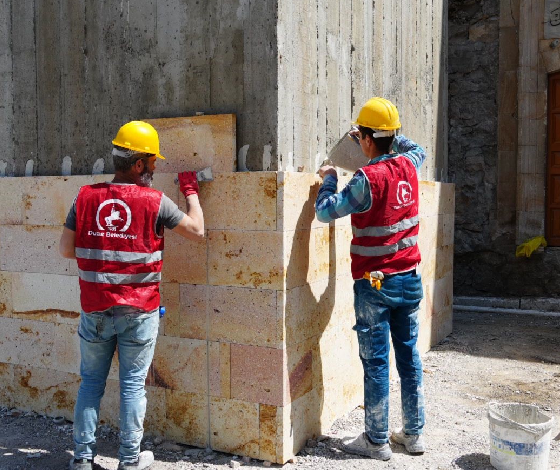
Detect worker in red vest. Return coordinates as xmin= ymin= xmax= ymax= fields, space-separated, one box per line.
xmin=316 ymin=98 xmax=426 ymax=461
xmin=59 ymin=121 xmax=204 ymax=470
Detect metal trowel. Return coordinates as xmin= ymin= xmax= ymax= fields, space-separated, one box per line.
xmin=174 ymin=167 xmax=214 ymax=184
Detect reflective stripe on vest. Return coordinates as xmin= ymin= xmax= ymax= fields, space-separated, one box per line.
xmin=351 ymin=215 xmax=419 ymax=238
xmin=78 ymin=270 xmax=162 ymax=284
xmin=351 ymin=235 xmax=418 ymax=257
xmin=75 ymin=247 xmax=163 ymax=264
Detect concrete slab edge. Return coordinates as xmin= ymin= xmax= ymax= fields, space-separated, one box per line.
xmin=454 ymin=296 xmax=560 ymax=317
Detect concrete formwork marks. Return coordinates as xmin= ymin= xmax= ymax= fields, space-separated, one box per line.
xmin=0 ymin=0 xmax=14 ymax=176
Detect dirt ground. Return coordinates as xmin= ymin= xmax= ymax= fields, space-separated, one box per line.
xmin=1 ymin=310 xmax=559 ymax=470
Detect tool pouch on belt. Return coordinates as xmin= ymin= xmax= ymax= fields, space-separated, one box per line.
xmin=363 ymin=271 xmax=384 ymax=290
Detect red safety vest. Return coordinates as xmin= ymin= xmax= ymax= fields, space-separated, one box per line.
xmin=74 ymin=183 xmax=164 ymax=313
xmin=350 ymin=155 xmax=421 ymax=279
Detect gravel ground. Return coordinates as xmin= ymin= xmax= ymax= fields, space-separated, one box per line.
xmin=1 ymin=310 xmax=559 ymax=470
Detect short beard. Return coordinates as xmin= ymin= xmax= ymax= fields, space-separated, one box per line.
xmin=138 ymin=167 xmax=154 ymax=187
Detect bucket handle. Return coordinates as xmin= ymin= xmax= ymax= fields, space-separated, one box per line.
xmin=488 ymin=405 xmax=552 ymax=436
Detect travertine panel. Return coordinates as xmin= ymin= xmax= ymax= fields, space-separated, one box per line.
xmin=12 ymin=366 xmax=80 ymax=419
xmin=11 ymin=272 xmax=80 ymax=317
xmin=144 ymin=386 xmax=167 ymax=436
xmin=230 ymin=344 xmax=284 ymax=406
xmin=285 ymin=339 xmax=313 ymax=404
xmin=200 ymin=172 xmax=277 ymax=231
xmin=144 ymin=115 xmax=236 ymax=174
xmin=209 ymin=341 xmax=231 ymax=399
xmin=0 ymin=272 xmax=12 ymax=317
xmin=0 ymin=318 xmax=55 ymax=368
xmin=24 ymin=176 xmax=97 ymax=226
xmin=433 ymin=272 xmax=453 ymax=316
xmin=152 ymin=173 xmax=180 ymax=206
xmin=209 ymin=286 xmax=278 ymax=347
xmin=258 ymin=404 xmax=279 ymax=462
xmin=277 ymin=172 xmax=322 ymax=231
xmin=0 ymin=225 xmax=72 ymax=275
xmin=161 ymin=234 xmax=207 ymax=285
xmin=158 ymin=282 xmax=180 ymax=337
xmin=0 ymin=362 xmax=15 ymax=408
xmin=166 ymin=283 xmax=207 ymax=340
xmin=151 ymin=336 xmax=207 ymax=394
xmin=0 ymin=178 xmax=25 ymax=225
xmin=51 ymin=323 xmax=80 ymax=374
xmin=165 ymin=389 xmax=209 ymax=447
xmin=209 ymin=397 xmax=259 ymax=458
xmin=208 ymin=230 xmax=283 ymax=290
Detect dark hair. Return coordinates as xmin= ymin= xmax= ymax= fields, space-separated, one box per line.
xmin=112 ymin=146 xmax=151 ymax=173
xmin=358 ymin=125 xmax=394 ymax=155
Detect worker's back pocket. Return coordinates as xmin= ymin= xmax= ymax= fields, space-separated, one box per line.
xmin=125 ymin=311 xmax=159 ymax=344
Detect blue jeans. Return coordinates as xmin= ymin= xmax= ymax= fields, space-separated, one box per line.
xmin=73 ymin=307 xmax=159 ymax=463
xmin=353 ymin=271 xmax=425 ymax=444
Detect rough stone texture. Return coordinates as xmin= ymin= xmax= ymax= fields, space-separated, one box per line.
xmin=0 ymin=117 xmax=454 ymax=463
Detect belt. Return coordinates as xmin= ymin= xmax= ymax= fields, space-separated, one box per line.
xmin=383 ymin=268 xmax=417 ymax=279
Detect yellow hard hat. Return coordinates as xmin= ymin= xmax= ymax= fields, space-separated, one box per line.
xmin=112 ymin=121 xmax=166 ymax=159
xmin=354 ymin=97 xmax=401 ymax=131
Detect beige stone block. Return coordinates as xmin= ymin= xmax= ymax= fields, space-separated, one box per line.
xmin=499 ymin=0 xmax=520 ymax=28
xmin=285 ymin=340 xmax=313 ymax=405
xmin=433 ymin=273 xmax=453 ymax=316
xmin=439 ymin=213 xmax=455 ymax=247
xmin=259 ymin=404 xmax=279 ymax=462
xmin=419 ymin=181 xmax=440 ymax=217
xmin=151 ymin=336 xmax=207 ymax=394
xmin=277 ymin=389 xmax=321 ymax=464
xmin=519 ymin=67 xmax=537 ymax=93
xmin=12 ymin=366 xmax=80 ymax=419
xmin=0 ymin=318 xmax=55 ymax=368
xmin=209 ymin=286 xmax=278 ymax=347
xmin=209 ymin=397 xmax=259 ymax=458
xmin=144 ymin=115 xmax=236 ymax=174
xmin=0 ymin=178 xmax=25 ymax=225
xmin=24 ymin=176 xmax=96 ymax=226
xmin=435 ymin=244 xmax=454 ymax=280
xmin=230 ymin=344 xmax=284 ymax=406
xmin=51 ymin=323 xmax=80 ymax=374
xmin=158 ymin=282 xmax=178 ymax=337
xmin=11 ymin=272 xmax=81 ymax=318
xmin=518 ymin=146 xmax=544 ymax=175
xmin=165 ymin=283 xmax=207 ymax=340
xmin=161 ymin=233 xmax=207 ymax=284
xmin=152 ymin=173 xmax=180 ymax=206
xmin=199 ymin=172 xmax=277 ymax=231
xmin=540 ymin=42 xmax=560 ymax=73
xmin=518 ymin=93 xmax=537 ymax=120
xmin=439 ymin=183 xmax=456 ymax=215
xmin=0 ymin=272 xmax=12 ymax=318
xmin=144 ymin=386 xmax=167 ymax=436
xmin=432 ymin=304 xmax=453 ymax=345
xmin=165 ymin=389 xmax=209 ymax=447
xmin=0 ymin=362 xmax=15 ymax=408
xmin=0 ymin=225 xmax=73 ymax=275
xmin=208 ymin=230 xmax=283 ymax=290
xmin=518 ymin=174 xmax=546 ymax=212
xmin=277 ymin=172 xmax=323 ymax=231
xmin=209 ymin=341 xmax=231 ymax=398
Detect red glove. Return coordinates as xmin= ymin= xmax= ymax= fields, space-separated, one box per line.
xmin=178 ymin=171 xmax=199 ymax=197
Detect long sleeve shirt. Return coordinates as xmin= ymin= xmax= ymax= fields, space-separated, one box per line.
xmin=315 ymin=135 xmax=426 ymax=223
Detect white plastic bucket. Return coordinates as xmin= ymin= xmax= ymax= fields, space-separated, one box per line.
xmin=488 ymin=402 xmax=555 ymax=470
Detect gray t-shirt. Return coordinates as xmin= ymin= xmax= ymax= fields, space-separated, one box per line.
xmin=64 ymin=184 xmax=185 ymax=232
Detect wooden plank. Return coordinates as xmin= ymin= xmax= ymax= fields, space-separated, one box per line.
xmin=59 ymin=0 xmax=87 ymax=174
xmin=11 ymin=0 xmax=37 ymax=177
xmin=0 ymin=0 xmax=14 ymax=176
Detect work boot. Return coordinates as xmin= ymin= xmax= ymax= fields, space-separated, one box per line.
xmin=341 ymin=432 xmax=392 ymax=460
xmin=68 ymin=458 xmax=93 ymax=470
xmin=117 ymin=451 xmax=154 ymax=469
xmin=390 ymin=428 xmax=426 ymax=454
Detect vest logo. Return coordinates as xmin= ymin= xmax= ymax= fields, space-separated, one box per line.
xmin=394 ymin=181 xmax=415 ymax=209
xmin=96 ymin=199 xmax=132 ymax=232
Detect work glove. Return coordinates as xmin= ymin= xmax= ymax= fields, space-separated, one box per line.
xmin=178 ymin=171 xmax=199 ymax=197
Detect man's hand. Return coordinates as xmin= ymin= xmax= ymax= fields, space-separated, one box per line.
xmin=318 ymin=165 xmax=337 ymax=180
xmin=178 ymin=171 xmax=199 ymax=197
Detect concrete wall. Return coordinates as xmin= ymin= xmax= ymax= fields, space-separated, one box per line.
xmin=277 ymin=0 xmax=448 ymax=181
xmin=0 ymin=0 xmax=447 ymax=178
xmin=0 ymin=116 xmax=455 ymax=463
xmin=0 ymin=0 xmax=278 ymax=176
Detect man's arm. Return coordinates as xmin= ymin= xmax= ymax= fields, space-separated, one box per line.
xmin=171 ymin=194 xmax=205 ymax=241
xmin=59 ymin=227 xmax=76 ymax=259
xmin=392 ymin=135 xmax=426 ymax=171
xmin=315 ymin=166 xmax=371 ymax=223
